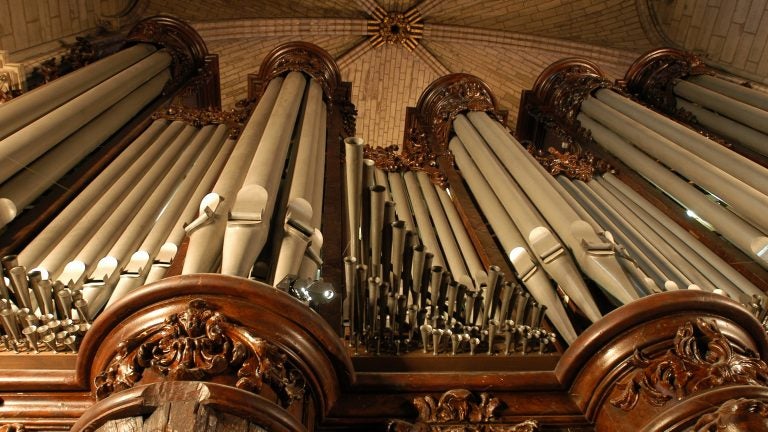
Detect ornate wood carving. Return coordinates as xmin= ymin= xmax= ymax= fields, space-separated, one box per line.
xmin=151 ymin=101 xmax=253 ymax=139
xmin=528 ymin=145 xmax=610 ymax=182
xmin=388 ymin=389 xmax=539 ymax=432
xmin=611 ymin=318 xmax=768 ymax=411
xmin=128 ymin=15 xmax=209 ymax=86
xmin=94 ymin=299 xmax=306 ymax=407
xmin=415 ymin=73 xmax=503 ymax=153
xmin=0 ymin=425 xmax=25 ymax=432
xmin=363 ymin=122 xmax=448 ymax=188
xmin=254 ymin=42 xmax=342 ymax=103
xmin=693 ymin=397 xmax=768 ymax=431
xmin=532 ymin=58 xmax=615 ymax=128
xmin=623 ymin=48 xmax=710 ymax=116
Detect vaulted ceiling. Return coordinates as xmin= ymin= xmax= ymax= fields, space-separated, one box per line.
xmin=4 ymin=0 xmax=765 ymax=147
xmin=140 ymin=0 xmax=659 ymax=147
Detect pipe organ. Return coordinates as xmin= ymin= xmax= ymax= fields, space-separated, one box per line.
xmin=0 ymin=16 xmax=768 ymax=431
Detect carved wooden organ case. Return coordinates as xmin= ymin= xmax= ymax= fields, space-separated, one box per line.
xmin=0 ymin=14 xmax=767 ymax=431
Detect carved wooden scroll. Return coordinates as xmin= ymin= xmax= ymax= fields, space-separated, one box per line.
xmin=611 ymin=318 xmax=768 ymax=411
xmin=94 ymin=299 xmax=306 ymax=408
xmin=623 ymin=48 xmax=710 ymax=116
xmin=693 ymin=397 xmax=768 ymax=431
xmin=388 ymin=389 xmax=539 ymax=432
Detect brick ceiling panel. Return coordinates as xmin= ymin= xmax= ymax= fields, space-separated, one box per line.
xmin=207 ymin=35 xmax=361 ymax=109
xmin=342 ymin=43 xmax=440 ymax=148
xmin=144 ymin=0 xmax=365 ymax=20
xmin=424 ymin=39 xmax=633 ymax=129
xmin=422 ymin=0 xmax=655 ymax=51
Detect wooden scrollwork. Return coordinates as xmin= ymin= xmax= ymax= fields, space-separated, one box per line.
xmin=94 ymin=299 xmax=306 ymax=408
xmin=693 ymin=397 xmax=768 ymax=431
xmin=623 ymin=48 xmax=710 ymax=116
xmin=416 ymin=73 xmax=503 ymax=153
xmin=611 ymin=318 xmax=768 ymax=411
xmin=255 ymin=42 xmax=342 ymax=103
xmin=388 ymin=389 xmax=539 ymax=432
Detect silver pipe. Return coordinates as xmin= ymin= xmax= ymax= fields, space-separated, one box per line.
xmin=387 ymin=172 xmax=416 ymax=233
xmin=19 ymin=120 xmax=171 ymax=271
xmin=677 ymin=98 xmax=768 ymax=157
xmin=403 ymin=171 xmax=445 ymax=268
xmin=582 ymin=95 xmax=768 ymax=233
xmin=344 ymin=137 xmax=365 ymax=262
xmin=435 ymin=185 xmax=487 ymax=289
xmin=689 ymin=74 xmax=768 ymax=110
xmin=223 ymin=71 xmax=307 ymax=276
xmin=578 ymin=112 xmax=768 ymax=269
xmin=0 ymin=71 xmax=170 ymax=227
xmin=675 ymin=79 xmax=768 ymax=135
xmin=0 ymin=44 xmax=157 ymax=140
xmin=183 ymin=77 xmax=284 ymax=274
xmin=0 ymin=51 xmax=172 ymax=184
xmin=369 ymin=185 xmax=386 ymax=278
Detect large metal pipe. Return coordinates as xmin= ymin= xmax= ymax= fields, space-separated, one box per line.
xmin=601 ymin=172 xmax=763 ymax=297
xmin=578 ymin=113 xmax=768 ymax=268
xmin=582 ymin=95 xmax=768 ymax=233
xmin=452 ymin=119 xmax=602 ymax=321
xmin=298 ymin=103 xmax=328 ymax=280
xmin=0 ymin=51 xmax=172 ymax=184
xmin=403 ymin=171 xmax=445 ymax=268
xmin=675 ymin=79 xmax=768 ymax=135
xmin=676 ymin=98 xmax=768 ymax=157
xmin=387 ymin=172 xmax=416 ymax=233
xmin=0 ymin=70 xmax=170 ymax=227
xmin=435 ymin=186 xmax=487 ymax=289
xmin=344 ymin=137 xmax=365 ymax=263
xmin=109 ymin=129 xmax=236 ymax=299
xmin=465 ymin=111 xmax=637 ymax=305
xmin=58 ymin=124 xmax=197 ymax=286
xmin=274 ymin=79 xmax=324 ymax=284
xmin=223 ymin=71 xmax=307 ymax=277
xmin=18 ymin=120 xmax=170 ymax=269
xmin=595 ymin=89 xmax=768 ymax=192
xmin=0 ymin=44 xmax=157 ymax=140
xmin=182 ymin=77 xmax=284 ymax=274
xmin=415 ymin=171 xmax=472 ymax=289
xmin=688 ymin=74 xmax=768 ymax=110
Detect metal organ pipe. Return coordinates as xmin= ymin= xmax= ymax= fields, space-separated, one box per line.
xmin=403 ymin=171 xmax=445 ymax=269
xmin=465 ymin=111 xmax=638 ymax=306
xmin=223 ymin=71 xmax=307 ymax=277
xmin=0 ymin=71 xmax=170 ymax=225
xmin=581 ymin=96 xmax=768 ymax=233
xmin=0 ymin=50 xmax=172 ymax=185
xmin=182 ymin=77 xmax=284 ymax=274
xmin=674 ymin=79 xmax=768 ymax=135
xmin=452 ymin=115 xmax=603 ymax=322
xmin=0 ymin=44 xmax=158 ymax=140
xmin=274 ymin=79 xmax=325 ymax=284
xmin=449 ymin=137 xmax=578 ymax=343
xmin=594 ymin=89 xmax=768 ymax=193
xmin=577 ymin=113 xmax=768 ymax=268
xmin=108 ymin=127 xmax=235 ymax=305
xmin=298 ymin=101 xmax=328 ymax=280
xmin=18 ymin=120 xmax=171 ymax=270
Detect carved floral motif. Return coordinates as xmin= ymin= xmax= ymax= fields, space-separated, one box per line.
xmin=624 ymin=48 xmax=710 ymax=116
xmin=363 ymin=125 xmax=448 ymax=188
xmin=527 ymin=145 xmax=610 ymax=182
xmin=152 ymin=102 xmax=252 ymax=139
xmin=388 ymin=389 xmax=538 ymax=432
xmin=611 ymin=318 xmax=768 ymax=411
xmin=693 ymin=398 xmax=768 ymax=432
xmin=259 ymin=43 xmax=341 ymax=101
xmin=94 ymin=299 xmax=305 ymax=407
xmin=0 ymin=425 xmax=25 ymax=432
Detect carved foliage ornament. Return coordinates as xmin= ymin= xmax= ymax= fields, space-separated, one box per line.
xmin=388 ymin=389 xmax=539 ymax=432
xmin=417 ymin=74 xmax=501 ymax=152
xmin=527 ymin=145 xmax=610 ymax=182
xmin=693 ymin=398 xmax=768 ymax=432
xmin=128 ymin=16 xmax=209 ymax=85
xmin=0 ymin=425 xmax=25 ymax=432
xmin=259 ymin=43 xmax=341 ymax=102
xmin=364 ymin=128 xmax=448 ymax=188
xmin=611 ymin=318 xmax=768 ymax=411
xmin=94 ymin=299 xmax=306 ymax=407
xmin=152 ymin=102 xmax=253 ymax=139
xmin=624 ymin=48 xmax=710 ymax=116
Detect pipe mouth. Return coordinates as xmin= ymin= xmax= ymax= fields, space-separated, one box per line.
xmin=752 ymin=237 xmax=768 ymax=262
xmin=344 ymin=136 xmax=365 ymax=146
xmin=0 ymin=198 xmax=17 ymax=228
